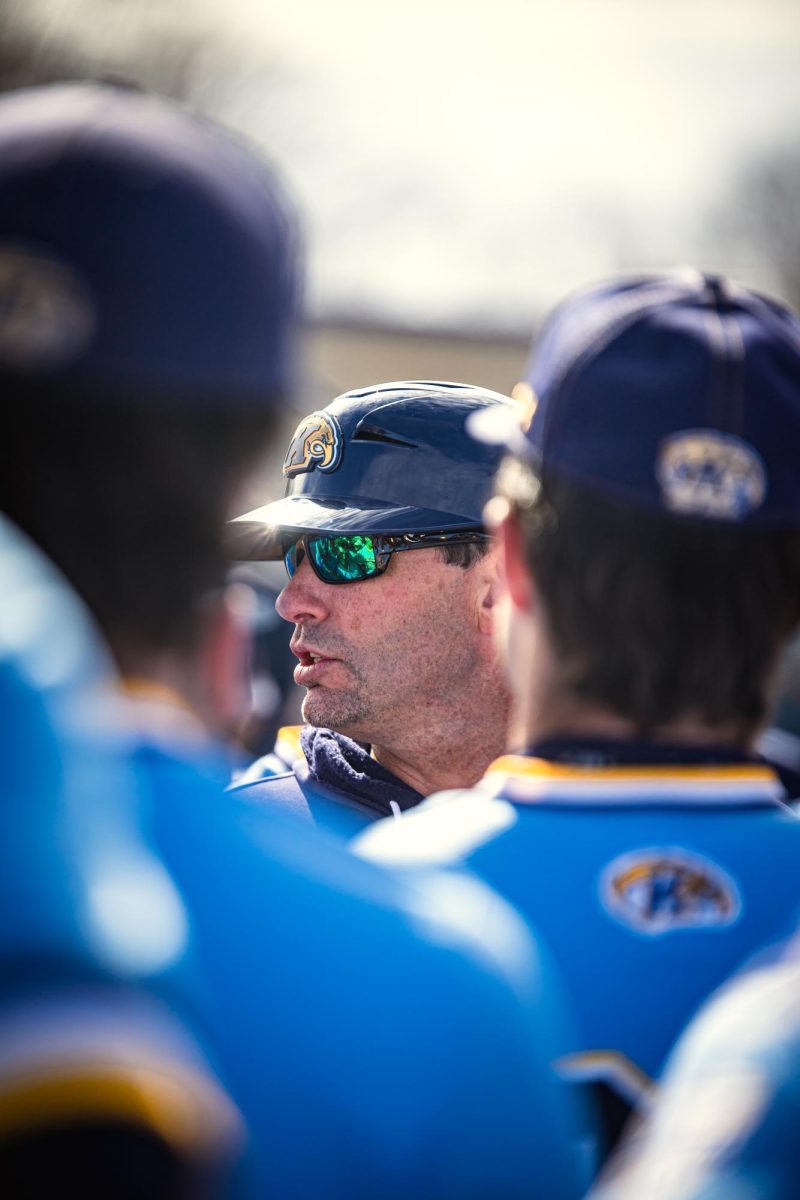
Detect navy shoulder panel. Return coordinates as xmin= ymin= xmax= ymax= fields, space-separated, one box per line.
xmin=233 ymin=766 xmax=377 ymax=839
xmin=234 ymin=771 xmax=315 ymax=825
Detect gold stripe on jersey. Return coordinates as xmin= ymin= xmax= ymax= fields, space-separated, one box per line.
xmin=480 ymin=756 xmax=786 ymax=806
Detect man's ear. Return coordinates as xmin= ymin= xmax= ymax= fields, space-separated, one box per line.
xmin=475 ymin=544 xmax=503 ymax=636
xmin=199 ymin=584 xmax=255 ymax=735
xmin=495 ymin=507 xmax=536 ymax=614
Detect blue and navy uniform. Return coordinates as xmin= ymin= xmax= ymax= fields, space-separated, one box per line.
xmin=139 ymin=719 xmax=589 ymax=1198
xmin=358 ymin=740 xmax=800 ymax=1159
xmin=0 ymin=517 xmax=243 ymax=1193
xmin=230 ymin=724 xmax=422 ymax=836
xmin=594 ymin=921 xmax=800 ymax=1199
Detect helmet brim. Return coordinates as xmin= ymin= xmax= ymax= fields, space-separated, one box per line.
xmin=228 ymin=494 xmax=481 ymax=561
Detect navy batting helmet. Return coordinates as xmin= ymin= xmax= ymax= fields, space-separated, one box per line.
xmin=230 ymin=380 xmax=515 ymax=559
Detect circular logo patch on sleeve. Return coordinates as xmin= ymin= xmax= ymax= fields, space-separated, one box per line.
xmin=600 ymin=847 xmax=741 ymax=935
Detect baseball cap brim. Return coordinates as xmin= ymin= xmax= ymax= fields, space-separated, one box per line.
xmin=228 ymin=494 xmax=482 ymax=561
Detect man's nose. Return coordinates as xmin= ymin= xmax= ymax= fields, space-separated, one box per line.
xmin=275 ymin=557 xmax=331 ymax=624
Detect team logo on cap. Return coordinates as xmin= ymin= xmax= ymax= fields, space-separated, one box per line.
xmin=656 ymin=430 xmax=766 ymax=521
xmin=283 ymin=411 xmax=343 ymax=477
xmin=601 ymin=848 xmax=740 ymax=935
xmin=0 ymin=243 xmax=95 ymax=371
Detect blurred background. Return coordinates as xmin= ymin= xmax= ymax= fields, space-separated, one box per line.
xmin=4 ymin=0 xmax=800 ymax=751
xmin=4 ymin=0 xmax=800 ymax=412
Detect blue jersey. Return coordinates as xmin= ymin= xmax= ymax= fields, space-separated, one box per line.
xmin=143 ymin=732 xmax=589 ymax=1199
xmin=358 ymin=749 xmax=800 ymax=1156
xmin=0 ymin=517 xmax=242 ymax=1189
xmin=230 ymin=724 xmax=422 ymax=836
xmin=594 ymin=923 xmax=800 ymax=1200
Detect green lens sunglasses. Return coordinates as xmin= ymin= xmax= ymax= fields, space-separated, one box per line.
xmin=284 ymin=530 xmax=491 ymax=584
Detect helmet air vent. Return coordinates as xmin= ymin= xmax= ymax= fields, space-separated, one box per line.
xmin=352 ymin=425 xmax=418 ymax=449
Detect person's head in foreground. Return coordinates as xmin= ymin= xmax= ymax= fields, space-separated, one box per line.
xmin=0 ymin=79 xmax=300 ymax=733
xmin=0 ymin=82 xmax=591 ymax=1200
xmin=473 ymin=269 xmax=800 ymax=750
xmin=232 ymin=380 xmax=515 ymax=797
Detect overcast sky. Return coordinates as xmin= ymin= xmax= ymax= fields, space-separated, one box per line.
xmin=11 ymin=0 xmax=800 ymax=329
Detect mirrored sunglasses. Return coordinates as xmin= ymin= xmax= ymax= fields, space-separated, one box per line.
xmin=284 ymin=530 xmax=490 ymax=585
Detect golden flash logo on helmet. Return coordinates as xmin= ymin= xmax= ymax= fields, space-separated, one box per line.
xmin=283 ymin=412 xmax=344 ymax=477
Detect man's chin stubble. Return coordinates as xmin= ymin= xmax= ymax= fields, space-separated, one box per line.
xmin=302 ymin=689 xmax=367 ymax=733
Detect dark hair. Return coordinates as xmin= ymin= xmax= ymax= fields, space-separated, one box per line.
xmin=496 ymin=457 xmax=800 ymax=741
xmin=435 ymin=539 xmax=490 ymax=570
xmin=0 ymin=378 xmax=278 ymax=673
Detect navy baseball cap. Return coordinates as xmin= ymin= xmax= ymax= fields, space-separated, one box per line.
xmin=471 ymin=269 xmax=800 ymax=525
xmin=0 ymin=81 xmax=300 ymax=403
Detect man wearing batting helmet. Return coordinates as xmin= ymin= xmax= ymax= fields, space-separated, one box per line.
xmin=230 ymin=380 xmax=514 ymax=833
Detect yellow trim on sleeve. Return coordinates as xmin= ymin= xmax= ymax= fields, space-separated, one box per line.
xmin=557 ymin=1049 xmax=657 ymax=1109
xmin=0 ymin=1064 xmax=243 ymax=1155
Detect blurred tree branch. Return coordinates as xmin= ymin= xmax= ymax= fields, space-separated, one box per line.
xmin=0 ymin=0 xmax=278 ymax=110
xmin=710 ymin=141 xmax=800 ymax=312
